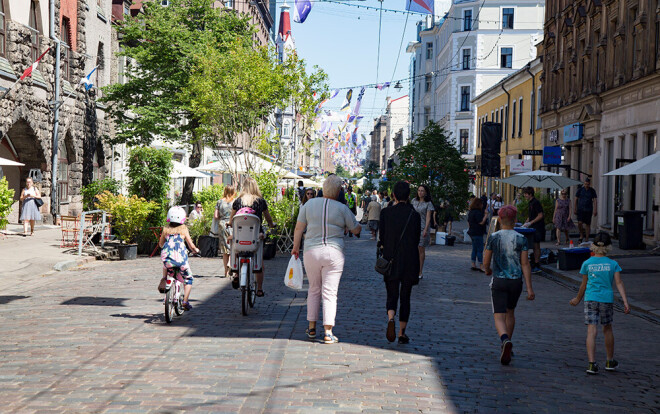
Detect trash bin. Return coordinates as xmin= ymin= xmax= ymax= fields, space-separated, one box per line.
xmin=615 ymin=210 xmax=646 ymax=250
xmin=446 ymin=235 xmax=456 ymax=246
xmin=558 ymin=247 xmax=591 ymax=270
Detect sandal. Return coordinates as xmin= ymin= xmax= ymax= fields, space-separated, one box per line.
xmin=386 ymin=319 xmax=396 ymax=343
xmin=323 ymin=334 xmax=339 ymax=344
xmin=306 ymin=328 xmax=316 ymax=339
xmin=470 ymin=267 xmax=481 ymax=271
xmin=256 ymin=290 xmax=265 ymax=297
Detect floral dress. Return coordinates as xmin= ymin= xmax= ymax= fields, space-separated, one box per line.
xmin=553 ymin=198 xmax=574 ymax=231
xmin=161 ymin=233 xmax=192 ymax=280
xmin=214 ymin=199 xmax=233 ymax=254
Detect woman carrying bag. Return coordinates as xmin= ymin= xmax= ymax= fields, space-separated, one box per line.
xmin=377 ymin=181 xmax=421 ymax=344
xmin=20 ymin=177 xmax=42 ymax=236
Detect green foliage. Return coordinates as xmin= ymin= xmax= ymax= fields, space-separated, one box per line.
xmin=0 ymin=177 xmax=14 ymax=230
xmin=187 ymin=201 xmax=216 ymax=242
xmin=335 ymin=165 xmax=347 ymax=178
xmin=101 ymin=0 xmax=253 ymax=146
xmin=516 ymin=193 xmax=556 ymax=227
xmin=361 ymin=161 xmax=379 ymax=193
xmin=96 ymin=192 xmax=157 ymax=244
xmin=193 ymin=184 xmax=225 ymax=206
xmin=389 ymin=122 xmax=470 ymax=216
xmin=81 ymin=178 xmax=121 ymax=211
xmin=254 ymin=171 xmax=297 ymax=238
xmin=127 ymin=147 xmax=173 ymax=203
xmin=254 ymin=171 xmax=278 ymax=207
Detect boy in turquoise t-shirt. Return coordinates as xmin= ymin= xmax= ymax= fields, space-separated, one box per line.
xmin=570 ymin=232 xmax=630 ymax=375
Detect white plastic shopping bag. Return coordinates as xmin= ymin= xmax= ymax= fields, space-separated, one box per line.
xmin=284 ymin=256 xmax=304 ymax=290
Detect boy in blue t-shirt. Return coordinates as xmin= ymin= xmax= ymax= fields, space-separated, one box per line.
xmin=483 ymin=205 xmax=535 ymax=366
xmin=570 ymin=232 xmax=630 ymax=375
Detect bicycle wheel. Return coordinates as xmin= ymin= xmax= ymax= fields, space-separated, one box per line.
xmin=248 ymin=273 xmax=256 ymax=308
xmin=241 ymin=263 xmax=249 ymax=316
xmin=165 ymin=287 xmax=175 ymax=323
xmin=174 ymin=284 xmax=184 ymax=316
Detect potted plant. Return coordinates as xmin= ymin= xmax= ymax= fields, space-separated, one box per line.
xmin=187 ymin=200 xmax=217 ymax=257
xmin=263 ymin=233 xmax=277 ymax=260
xmin=96 ymin=191 xmax=157 ymax=260
xmin=0 ymin=177 xmax=14 ymax=231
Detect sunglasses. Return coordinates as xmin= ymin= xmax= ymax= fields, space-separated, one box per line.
xmin=306 ymin=192 xmax=314 ymax=195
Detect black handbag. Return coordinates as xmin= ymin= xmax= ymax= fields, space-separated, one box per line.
xmin=374 ymin=211 xmax=413 ymax=276
xmin=34 ymin=198 xmax=44 ymax=208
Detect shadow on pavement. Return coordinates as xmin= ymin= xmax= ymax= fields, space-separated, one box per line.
xmin=61 ymin=296 xmax=129 ymax=307
xmin=0 ymin=295 xmax=30 ymax=305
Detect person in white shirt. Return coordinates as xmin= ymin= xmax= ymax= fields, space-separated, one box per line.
xmin=188 ymin=202 xmax=203 ymax=222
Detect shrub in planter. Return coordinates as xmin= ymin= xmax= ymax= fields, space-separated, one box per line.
xmin=516 ymin=192 xmax=556 ymax=228
xmin=81 ymin=178 xmax=121 ymax=211
xmin=0 ymin=177 xmax=14 ymax=230
xmin=96 ymin=191 xmax=157 ymax=256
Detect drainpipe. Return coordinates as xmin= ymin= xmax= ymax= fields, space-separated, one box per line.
xmin=525 ymin=63 xmax=535 ymax=151
xmin=500 ymin=82 xmax=510 ymax=154
xmin=50 ymin=0 xmax=61 ymax=223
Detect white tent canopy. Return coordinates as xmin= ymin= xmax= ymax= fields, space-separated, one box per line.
xmin=278 ymin=178 xmax=321 ymax=188
xmin=172 ymin=161 xmax=208 ymax=179
xmin=197 ymin=150 xmax=301 ymax=180
xmin=496 ymin=170 xmax=582 ymax=190
xmin=0 ymin=156 xmax=24 ymax=166
xmin=604 ymin=152 xmax=660 ymax=176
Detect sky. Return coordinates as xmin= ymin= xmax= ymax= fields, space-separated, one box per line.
xmin=286 ymin=0 xmax=426 ymax=138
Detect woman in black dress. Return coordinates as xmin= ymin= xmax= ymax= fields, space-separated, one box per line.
xmin=378 ymin=181 xmax=421 ymax=344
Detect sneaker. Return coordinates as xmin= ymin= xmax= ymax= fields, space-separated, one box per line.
xmin=183 ymin=301 xmax=193 ymax=311
xmin=605 ymin=360 xmax=619 ymax=371
xmin=398 ymin=334 xmax=410 ymax=344
xmin=500 ymin=339 xmax=513 ymax=365
xmin=532 ymin=266 xmax=542 ymax=274
xmin=586 ymin=362 xmax=599 ymax=374
xmin=231 ymin=276 xmax=239 ymax=289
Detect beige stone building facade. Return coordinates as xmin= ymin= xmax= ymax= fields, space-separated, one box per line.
xmin=540 ymin=0 xmax=660 ymax=244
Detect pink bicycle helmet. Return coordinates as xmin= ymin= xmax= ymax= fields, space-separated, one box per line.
xmin=236 ymin=207 xmax=256 ymax=215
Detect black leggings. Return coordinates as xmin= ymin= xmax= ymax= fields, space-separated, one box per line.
xmin=385 ymin=279 xmax=414 ymax=322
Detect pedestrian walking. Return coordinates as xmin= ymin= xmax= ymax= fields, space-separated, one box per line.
xmin=379 ymin=191 xmax=390 ymax=209
xmin=230 ymin=177 xmax=275 ymax=297
xmin=553 ymin=189 xmax=574 ymax=245
xmin=522 ymin=187 xmax=544 ymax=273
xmin=366 ymin=196 xmax=382 ymax=239
xmin=19 ymin=177 xmax=42 ymax=236
xmin=440 ymin=199 xmax=454 ymax=234
xmin=378 ymin=181 xmax=421 ymax=344
xmin=297 ymin=180 xmax=305 ymax=204
xmin=411 ymin=185 xmax=434 ymax=280
xmin=574 ymin=177 xmax=598 ymax=243
xmin=483 ymin=205 xmax=535 ymax=365
xmin=211 ymin=185 xmax=236 ymax=278
xmin=291 ymin=175 xmax=361 ymax=344
xmin=570 ymin=232 xmax=630 ymax=375
xmin=467 ymin=197 xmax=488 ymax=272
xmin=302 ymin=188 xmax=316 ymax=205
xmin=316 ymin=174 xmax=347 ymax=204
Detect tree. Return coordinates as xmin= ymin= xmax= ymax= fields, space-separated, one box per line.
xmin=389 ymin=122 xmax=470 ymax=217
xmin=102 ymin=0 xmax=253 ymax=203
xmin=361 ymin=161 xmax=379 ymax=192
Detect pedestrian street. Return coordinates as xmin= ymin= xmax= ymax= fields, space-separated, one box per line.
xmin=1 ymin=233 xmax=659 ymax=413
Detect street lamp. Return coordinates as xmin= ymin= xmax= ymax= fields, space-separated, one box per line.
xmin=394 ymin=81 xmax=402 ymax=90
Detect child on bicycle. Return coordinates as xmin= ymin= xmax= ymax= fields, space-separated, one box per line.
xmin=159 ymin=206 xmax=199 ymax=311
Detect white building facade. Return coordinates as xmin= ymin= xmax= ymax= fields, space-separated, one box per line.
xmin=409 ymin=0 xmax=544 ymax=163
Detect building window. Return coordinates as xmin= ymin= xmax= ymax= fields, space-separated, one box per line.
xmin=58 ymin=144 xmax=69 ymax=202
xmin=460 ymin=86 xmax=470 ymax=111
xmin=595 ymin=49 xmax=601 ymax=82
xmin=504 ymin=105 xmax=508 ymax=140
xmin=61 ymin=18 xmax=72 ymax=82
xmin=460 ymin=129 xmax=469 ymax=154
xmin=536 ymin=86 xmax=542 ymax=129
xmin=425 ymin=74 xmax=431 ymax=92
xmin=424 ymin=107 xmax=430 ymax=126
xmin=512 ymin=100 xmax=516 ymax=138
xmin=462 ymin=48 xmax=471 ymax=70
xmin=500 ymin=47 xmax=512 ymax=68
xmin=0 ymin=1 xmax=5 ymax=58
xmin=529 ymin=92 xmax=534 ymax=133
xmin=502 ymin=8 xmax=514 ymax=29
xmin=29 ymin=1 xmax=40 ymax=62
xmin=96 ymin=43 xmax=105 ymax=96
xmin=426 ymin=42 xmax=433 ymax=59
xmin=93 ymin=150 xmax=100 ymax=181
xmin=518 ymin=98 xmax=523 ymax=137
xmin=496 ymin=109 xmax=499 ymax=124
xmin=282 ymin=120 xmax=290 ymax=137
xmin=463 ymin=9 xmax=472 ymax=31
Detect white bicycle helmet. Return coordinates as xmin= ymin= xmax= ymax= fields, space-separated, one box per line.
xmin=167 ymin=206 xmax=187 ymax=224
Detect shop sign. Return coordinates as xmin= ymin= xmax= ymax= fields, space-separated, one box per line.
xmin=522 ymin=149 xmax=543 ymax=156
xmin=510 ymin=159 xmax=532 ymax=173
xmin=563 ymin=123 xmax=583 ymax=143
xmin=543 ymin=146 xmax=562 ymax=165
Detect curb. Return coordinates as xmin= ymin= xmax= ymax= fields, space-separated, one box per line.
xmin=540 ymin=265 xmax=660 ymax=319
xmin=53 ymin=256 xmax=97 ymax=272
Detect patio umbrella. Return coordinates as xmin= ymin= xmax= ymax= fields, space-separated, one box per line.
xmin=278 ymin=178 xmax=320 ymax=188
xmin=0 ymin=156 xmax=24 ymax=166
xmin=172 ymin=161 xmax=208 ymax=179
xmin=197 ymin=152 xmax=301 ymax=179
xmin=496 ymin=170 xmax=582 ymax=190
xmin=604 ymin=152 xmax=660 ymax=176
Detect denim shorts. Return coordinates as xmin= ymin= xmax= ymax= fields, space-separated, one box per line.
xmin=584 ymin=301 xmax=613 ymax=325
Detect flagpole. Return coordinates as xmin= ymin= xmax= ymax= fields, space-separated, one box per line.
xmin=0 ymin=77 xmax=22 ymax=101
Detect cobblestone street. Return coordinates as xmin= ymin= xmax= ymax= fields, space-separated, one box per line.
xmin=2 ymin=234 xmax=659 ymax=413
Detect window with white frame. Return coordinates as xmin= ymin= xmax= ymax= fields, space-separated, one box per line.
xmin=460 ymin=86 xmax=470 ymax=111
xmin=28 ymin=1 xmax=40 ymax=62
xmin=58 ymin=142 xmax=69 ymax=202
xmin=500 ymin=47 xmax=513 ymax=68
xmin=282 ymin=120 xmax=290 ymax=137
xmin=462 ymin=48 xmax=471 ymax=70
xmin=463 ymin=9 xmax=472 ymax=31
xmin=502 ymin=8 xmax=514 ymax=29
xmin=512 ymin=100 xmax=517 ymax=138
xmin=460 ymin=129 xmax=469 ymax=154
xmin=424 ymin=107 xmax=430 ymax=126
xmin=518 ymin=97 xmax=523 ymax=137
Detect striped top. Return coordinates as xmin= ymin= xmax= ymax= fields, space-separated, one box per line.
xmin=297 ymin=197 xmax=359 ymax=252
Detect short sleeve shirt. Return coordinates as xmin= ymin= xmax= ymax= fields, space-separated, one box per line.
xmin=485 ymin=230 xmax=528 ymax=279
xmin=232 ymin=197 xmax=268 ymax=222
xmin=580 ymin=256 xmax=622 ymax=303
xmin=411 ymin=199 xmax=435 ymax=230
xmin=528 ymin=198 xmax=545 ymax=232
xmin=297 ymin=197 xmax=359 ymax=252
xmin=576 ymin=187 xmax=597 ymax=212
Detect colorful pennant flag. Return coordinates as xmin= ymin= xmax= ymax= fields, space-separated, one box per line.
xmin=293 ymin=0 xmax=314 ymax=23
xmin=376 ymin=82 xmax=391 ymax=90
xmin=406 ymin=0 xmax=433 ymax=15
xmin=20 ymin=47 xmax=51 ymax=80
xmin=340 ymin=89 xmax=353 ymax=111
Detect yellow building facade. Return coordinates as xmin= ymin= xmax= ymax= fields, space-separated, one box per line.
xmin=473 ymin=58 xmax=544 ymax=204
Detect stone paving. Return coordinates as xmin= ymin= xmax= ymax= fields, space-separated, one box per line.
xmin=1 ymin=231 xmax=659 ymax=413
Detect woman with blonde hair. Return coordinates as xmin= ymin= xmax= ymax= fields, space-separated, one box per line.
xmin=19 ymin=177 xmax=42 ymax=236
xmin=212 ymin=185 xmax=237 ymax=277
xmin=230 ymin=177 xmax=275 ymax=296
